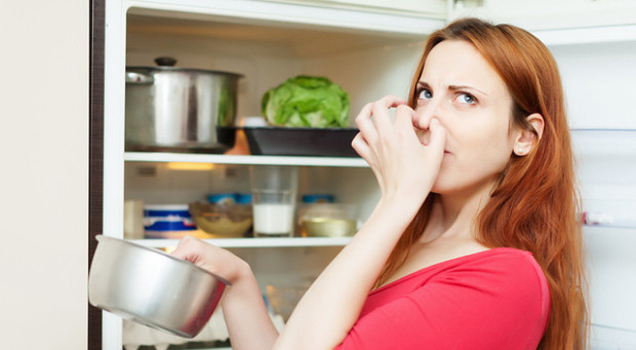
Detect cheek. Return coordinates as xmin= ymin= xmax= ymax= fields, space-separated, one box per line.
xmin=474 ymin=139 xmax=513 ymax=175
xmin=452 ymin=127 xmax=513 ymax=171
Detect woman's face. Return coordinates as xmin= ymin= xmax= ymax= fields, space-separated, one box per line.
xmin=414 ymin=39 xmax=517 ymax=196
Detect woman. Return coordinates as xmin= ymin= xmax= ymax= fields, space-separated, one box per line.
xmin=173 ymin=18 xmax=588 ymax=349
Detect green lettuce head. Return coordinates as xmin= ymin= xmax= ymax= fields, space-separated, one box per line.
xmin=261 ymin=75 xmax=350 ymax=128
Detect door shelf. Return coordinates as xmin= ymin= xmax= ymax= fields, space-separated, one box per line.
xmin=124 ymin=152 xmax=369 ymax=167
xmin=582 ymin=212 xmax=636 ymax=230
xmin=130 ymin=236 xmax=352 ymax=248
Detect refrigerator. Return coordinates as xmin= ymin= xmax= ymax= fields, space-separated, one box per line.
xmin=97 ymin=1 xmax=636 ymax=349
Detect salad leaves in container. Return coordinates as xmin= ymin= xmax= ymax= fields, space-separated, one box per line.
xmin=261 ymin=75 xmax=350 ymax=128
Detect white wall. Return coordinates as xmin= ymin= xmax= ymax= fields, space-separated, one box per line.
xmin=0 ymin=0 xmax=88 ymax=349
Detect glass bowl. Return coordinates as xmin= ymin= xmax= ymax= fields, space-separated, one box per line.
xmin=189 ymin=202 xmax=253 ymax=238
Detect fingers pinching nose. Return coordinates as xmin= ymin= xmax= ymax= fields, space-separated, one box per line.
xmin=429 ymin=118 xmax=447 ymax=149
xmin=430 ymin=118 xmax=440 ymax=128
xmin=378 ymin=95 xmax=408 ymax=108
xmin=394 ymin=105 xmax=417 ymax=128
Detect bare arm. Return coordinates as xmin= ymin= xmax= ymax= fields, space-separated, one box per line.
xmin=274 ymin=96 xmax=446 ymax=349
xmin=171 ymin=237 xmax=279 ymax=350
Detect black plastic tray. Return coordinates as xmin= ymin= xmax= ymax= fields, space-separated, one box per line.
xmin=242 ymin=127 xmax=360 ymax=157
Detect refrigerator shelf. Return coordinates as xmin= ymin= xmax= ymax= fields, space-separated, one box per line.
xmin=129 ymin=237 xmax=352 ymax=249
xmin=124 ymin=152 xmax=368 ymax=168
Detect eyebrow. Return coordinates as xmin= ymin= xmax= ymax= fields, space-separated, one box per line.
xmin=417 ymin=81 xmax=489 ymax=97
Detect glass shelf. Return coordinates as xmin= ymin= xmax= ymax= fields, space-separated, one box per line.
xmin=124 ymin=152 xmax=368 ymax=168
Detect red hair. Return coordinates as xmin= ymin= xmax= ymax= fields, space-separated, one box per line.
xmin=379 ymin=18 xmax=588 ymax=349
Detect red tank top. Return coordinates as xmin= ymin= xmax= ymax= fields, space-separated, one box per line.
xmin=335 ymin=247 xmax=550 ymax=350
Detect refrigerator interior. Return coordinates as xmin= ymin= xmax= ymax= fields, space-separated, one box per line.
xmin=123 ymin=9 xmax=425 ymax=287
xmin=122 ymin=9 xmax=636 ymax=348
xmin=122 ymin=11 xmax=404 ymax=348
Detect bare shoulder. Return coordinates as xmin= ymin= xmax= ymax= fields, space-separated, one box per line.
xmin=381 ymin=239 xmax=491 ymax=287
xmin=445 ymin=247 xmax=550 ymax=305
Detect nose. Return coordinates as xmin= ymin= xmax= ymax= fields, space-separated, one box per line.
xmin=412 ymin=99 xmax=441 ymax=143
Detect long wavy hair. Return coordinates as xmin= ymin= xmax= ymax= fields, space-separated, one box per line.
xmin=377 ymin=18 xmax=588 ymax=349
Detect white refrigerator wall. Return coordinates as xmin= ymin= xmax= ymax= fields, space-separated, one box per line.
xmin=551 ymin=41 xmax=636 ymax=345
xmin=552 ymin=41 xmax=636 ymax=130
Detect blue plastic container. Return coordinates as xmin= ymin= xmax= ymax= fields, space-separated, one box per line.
xmin=143 ymin=204 xmax=196 ymax=233
xmin=302 ymin=194 xmax=335 ymax=203
xmin=207 ymin=194 xmax=236 ymax=205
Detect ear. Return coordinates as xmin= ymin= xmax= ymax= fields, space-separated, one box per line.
xmin=513 ymin=113 xmax=544 ymax=156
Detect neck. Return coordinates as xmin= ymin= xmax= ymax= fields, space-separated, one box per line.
xmin=421 ymin=180 xmax=496 ymax=244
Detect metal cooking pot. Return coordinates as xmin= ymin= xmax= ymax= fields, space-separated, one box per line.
xmin=125 ymin=57 xmax=242 ymax=152
xmin=88 ymin=235 xmax=229 ymax=338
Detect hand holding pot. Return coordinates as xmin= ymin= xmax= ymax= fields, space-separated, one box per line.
xmin=88 ymin=236 xmax=229 ymax=338
xmin=171 ymin=235 xmax=248 ymax=285
xmin=172 ymin=236 xmax=281 ymax=350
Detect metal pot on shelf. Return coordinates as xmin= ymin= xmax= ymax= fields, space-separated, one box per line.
xmin=125 ymin=57 xmax=242 ymax=153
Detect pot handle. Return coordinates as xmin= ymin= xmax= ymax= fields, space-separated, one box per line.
xmin=155 ymin=56 xmax=177 ymax=67
xmin=125 ymin=71 xmax=154 ymax=84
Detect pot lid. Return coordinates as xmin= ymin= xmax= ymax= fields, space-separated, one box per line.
xmin=126 ymin=56 xmax=243 ymax=77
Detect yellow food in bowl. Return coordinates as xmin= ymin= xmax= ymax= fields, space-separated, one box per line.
xmin=193 ymin=214 xmax=252 ymax=238
xmin=190 ymin=202 xmax=253 ymax=238
xmin=301 ymin=218 xmax=356 ymax=237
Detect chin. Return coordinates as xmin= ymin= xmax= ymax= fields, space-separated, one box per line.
xmin=432 ymin=177 xmax=499 ymax=199
xmin=430 ymin=181 xmax=451 ymax=196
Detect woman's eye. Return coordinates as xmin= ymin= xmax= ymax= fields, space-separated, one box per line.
xmin=418 ymin=89 xmax=433 ymax=100
xmin=456 ymin=93 xmax=476 ymax=104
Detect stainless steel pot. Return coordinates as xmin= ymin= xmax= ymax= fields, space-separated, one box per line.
xmin=88 ymin=235 xmax=229 ymax=338
xmin=125 ymin=57 xmax=242 ymax=152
